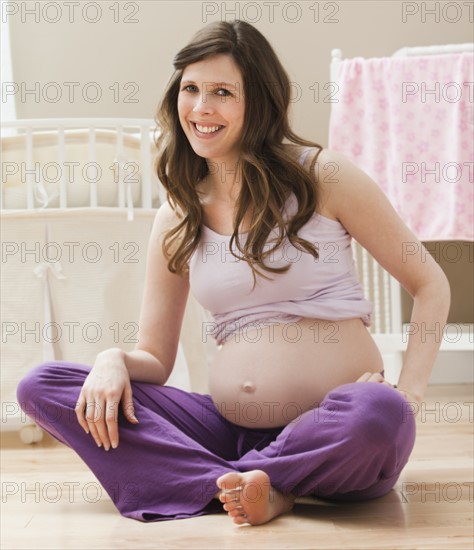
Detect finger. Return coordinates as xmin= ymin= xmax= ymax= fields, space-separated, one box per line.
xmin=366 ymin=372 xmax=386 ymax=383
xmin=85 ymin=401 xmax=104 ymax=449
xmin=356 ymin=372 xmax=388 ymax=384
xmin=356 ymin=372 xmax=372 ymax=383
xmin=91 ymin=399 xmax=112 ymax=451
xmin=105 ymin=397 xmax=120 ymax=450
xmin=122 ymin=383 xmax=138 ymax=424
xmin=74 ymin=393 xmax=89 ymax=434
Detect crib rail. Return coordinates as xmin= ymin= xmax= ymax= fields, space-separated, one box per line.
xmin=392 ymin=43 xmax=474 ymax=57
xmin=330 ymin=42 xmax=474 ymax=82
xmin=1 ymin=118 xmax=164 ymax=212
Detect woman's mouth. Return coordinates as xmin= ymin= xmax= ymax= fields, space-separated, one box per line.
xmin=192 ymin=122 xmax=225 ymax=136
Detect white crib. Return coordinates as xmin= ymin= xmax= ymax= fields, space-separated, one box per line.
xmin=0 ymin=118 xmax=210 ymax=441
xmin=329 ymin=43 xmax=474 ymax=382
xmin=1 ymin=118 xmax=162 ymax=210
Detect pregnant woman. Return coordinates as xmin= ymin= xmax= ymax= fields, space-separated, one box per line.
xmin=17 ymin=20 xmax=450 ymax=525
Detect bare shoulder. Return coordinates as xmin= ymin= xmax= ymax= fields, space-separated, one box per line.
xmin=313 ymin=147 xmax=359 ymax=178
xmin=149 ymin=199 xmax=187 ymax=251
xmin=153 ymin=199 xmax=185 ymax=231
xmin=295 ymin=146 xmax=339 ymax=219
xmin=309 ymin=149 xmax=448 ymax=295
xmin=310 ymin=148 xmax=390 ymax=221
xmin=308 ymin=147 xmax=389 ymax=222
xmin=282 ymin=143 xmax=336 ymax=218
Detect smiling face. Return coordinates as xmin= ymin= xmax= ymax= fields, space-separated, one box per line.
xmin=177 ymin=54 xmax=245 ymax=168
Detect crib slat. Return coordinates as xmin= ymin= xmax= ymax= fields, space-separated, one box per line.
xmin=58 ymin=127 xmax=67 ymax=208
xmin=88 ymin=128 xmax=97 ymax=207
xmin=360 ymin=246 xmax=371 ymax=326
xmin=389 ymin=276 xmax=403 ymax=333
xmin=383 ymin=268 xmax=391 ymax=333
xmin=372 ymin=258 xmax=381 ymax=333
xmin=116 ymin=126 xmax=125 ymax=208
xmin=140 ymin=126 xmax=152 ymax=208
xmin=26 ymin=128 xmax=34 ymax=209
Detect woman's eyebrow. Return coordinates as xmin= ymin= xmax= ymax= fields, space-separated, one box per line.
xmin=180 ymin=79 xmax=239 ymax=89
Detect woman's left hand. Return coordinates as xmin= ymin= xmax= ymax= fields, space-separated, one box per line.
xmin=356 ymin=371 xmax=421 ymax=415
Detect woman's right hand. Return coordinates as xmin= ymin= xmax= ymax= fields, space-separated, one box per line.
xmin=75 ymin=348 xmax=139 ymax=450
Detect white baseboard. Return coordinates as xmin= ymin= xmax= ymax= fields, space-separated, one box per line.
xmin=381 ymin=350 xmax=473 ymax=385
xmin=429 ymin=351 xmax=474 ymax=384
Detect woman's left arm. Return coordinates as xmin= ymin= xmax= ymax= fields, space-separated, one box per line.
xmin=316 ymin=149 xmax=451 ymax=405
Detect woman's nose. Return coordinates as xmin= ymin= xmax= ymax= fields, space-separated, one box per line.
xmin=192 ymin=92 xmax=214 ymax=115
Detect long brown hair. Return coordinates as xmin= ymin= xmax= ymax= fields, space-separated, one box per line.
xmin=155 ymin=20 xmax=323 ymax=286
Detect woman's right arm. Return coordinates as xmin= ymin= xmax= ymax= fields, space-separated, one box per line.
xmin=75 ymin=201 xmax=190 ymax=449
xmin=123 ymin=199 xmax=190 ymax=385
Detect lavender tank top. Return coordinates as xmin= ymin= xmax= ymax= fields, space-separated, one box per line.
xmin=188 ymin=148 xmax=373 ymax=345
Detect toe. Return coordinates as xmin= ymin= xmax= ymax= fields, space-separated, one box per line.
xmin=217 ymin=472 xmax=243 ymax=492
xmin=233 ymin=514 xmax=249 ymax=525
xmin=219 ymin=490 xmax=241 ymax=503
xmin=223 ymin=501 xmax=242 ymax=512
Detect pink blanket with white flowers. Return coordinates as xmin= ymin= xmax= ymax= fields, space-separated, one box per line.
xmin=329 ymin=52 xmax=473 ymax=241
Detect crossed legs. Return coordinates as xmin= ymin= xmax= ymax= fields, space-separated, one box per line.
xmin=17 ymin=362 xmax=416 ymax=524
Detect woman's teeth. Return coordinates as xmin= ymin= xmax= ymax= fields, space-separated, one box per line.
xmin=195 ymin=124 xmax=222 ymax=134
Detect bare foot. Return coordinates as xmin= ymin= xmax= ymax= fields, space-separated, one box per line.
xmin=216 ymin=470 xmax=295 ymax=526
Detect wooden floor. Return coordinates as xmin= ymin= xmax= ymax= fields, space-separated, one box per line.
xmin=1 ymin=384 xmax=473 ymax=550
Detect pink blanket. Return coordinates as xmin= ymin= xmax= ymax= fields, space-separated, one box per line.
xmin=329 ymin=52 xmax=473 ymax=242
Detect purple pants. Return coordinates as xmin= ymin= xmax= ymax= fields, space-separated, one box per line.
xmin=17 ymin=361 xmax=416 ymax=522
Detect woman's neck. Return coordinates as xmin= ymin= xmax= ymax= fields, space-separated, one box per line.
xmin=202 ymin=158 xmax=243 ymax=203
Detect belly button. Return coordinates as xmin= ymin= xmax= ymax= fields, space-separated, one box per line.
xmin=242 ymin=381 xmax=255 ymax=393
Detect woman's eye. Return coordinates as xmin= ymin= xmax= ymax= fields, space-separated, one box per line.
xmin=216 ymin=88 xmax=231 ymax=97
xmin=182 ymin=84 xmax=198 ymax=93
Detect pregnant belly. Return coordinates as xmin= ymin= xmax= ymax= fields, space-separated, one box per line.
xmin=208 ymin=318 xmax=384 ymax=428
